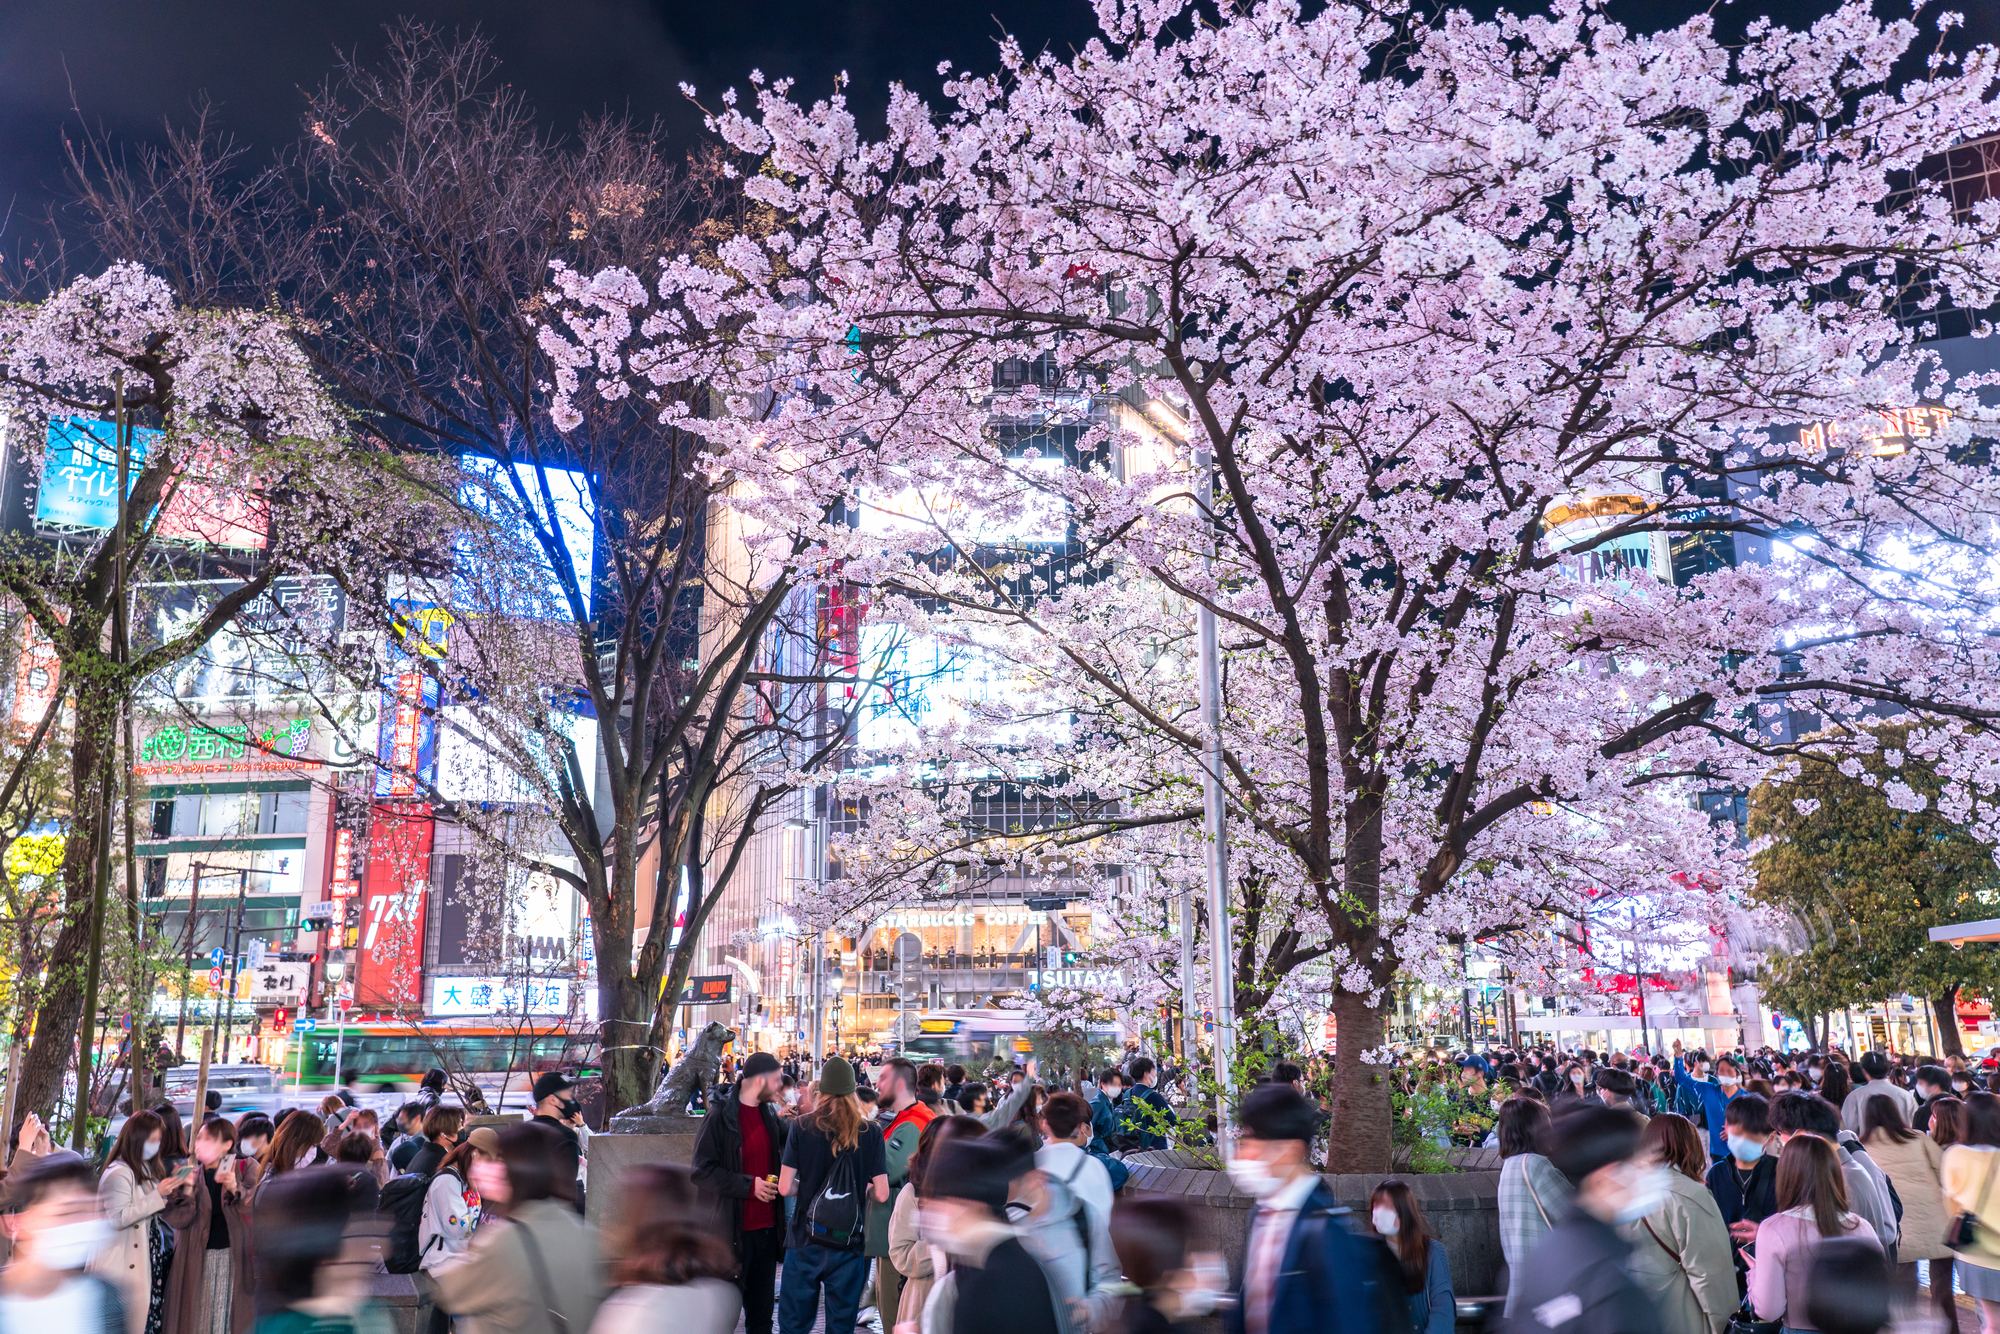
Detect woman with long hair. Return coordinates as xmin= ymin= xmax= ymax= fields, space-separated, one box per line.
xmin=160 ymin=1114 xmax=260 ymax=1334
xmin=1820 ymin=1062 xmax=1853 ymax=1114
xmin=1860 ymin=1093 xmax=1950 ymax=1325
xmin=590 ymin=1163 xmax=741 ymax=1334
xmin=888 ymin=1114 xmax=985 ymax=1331
xmin=94 ymin=1110 xmax=173 ymax=1334
xmin=1749 ymin=1135 xmax=1882 ymax=1331
xmin=151 ymin=1102 xmax=188 ymax=1171
xmin=256 ymin=1111 xmax=327 ymax=1202
xmin=1620 ymin=1114 xmax=1734 ymax=1334
xmin=1368 ymin=1180 xmax=1452 ymax=1334
xmin=1495 ymin=1096 xmax=1567 ymax=1317
xmin=1945 ymin=1091 xmax=2000 ymax=1332
xmin=775 ymin=1058 xmax=890 ymax=1334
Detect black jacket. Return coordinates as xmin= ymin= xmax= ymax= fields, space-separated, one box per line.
xmin=1506 ymin=1209 xmax=1663 ymax=1334
xmin=691 ymin=1094 xmax=789 ymax=1257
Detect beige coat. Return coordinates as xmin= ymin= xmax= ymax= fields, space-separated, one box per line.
xmin=432 ymin=1199 xmax=606 ymax=1334
xmin=888 ymin=1185 xmax=935 ymax=1325
xmin=1867 ymin=1127 xmax=1950 ymax=1261
xmin=1619 ymin=1169 xmax=1736 ymax=1334
xmin=93 ymin=1159 xmax=168 ymax=1334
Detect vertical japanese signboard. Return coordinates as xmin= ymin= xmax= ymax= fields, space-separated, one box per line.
xmin=353 ymin=804 xmax=433 ymax=1007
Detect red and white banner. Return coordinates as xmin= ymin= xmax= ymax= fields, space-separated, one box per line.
xmin=353 ymin=802 xmax=433 ymax=1006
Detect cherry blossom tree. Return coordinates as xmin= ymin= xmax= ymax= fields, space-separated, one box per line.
xmin=550 ymin=0 xmax=2000 ymax=1165
xmin=0 ymin=263 xmax=339 ymax=1125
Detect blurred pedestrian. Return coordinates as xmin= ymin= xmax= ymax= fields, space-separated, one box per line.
xmin=0 ymin=1154 xmax=126 ymax=1331
xmin=1944 ymin=1089 xmax=2000 ymax=1332
xmin=888 ymin=1114 xmax=983 ymax=1333
xmin=591 ymin=1163 xmax=739 ymax=1334
xmin=430 ymin=1122 xmax=604 ymax=1334
xmin=251 ymin=1166 xmax=376 ymax=1334
xmin=1369 ymin=1181 xmax=1452 ymax=1334
xmin=1496 ymin=1096 xmax=1568 ymax=1317
xmin=95 ymin=1110 xmax=172 ymax=1334
xmin=1620 ymin=1114 xmax=1732 ymax=1334
xmin=1225 ymin=1084 xmax=1405 ymax=1334
xmin=925 ymin=1138 xmax=1063 ymax=1334
xmin=776 ymin=1057 xmax=888 ymax=1334
xmin=690 ymin=1050 xmax=786 ymax=1334
xmin=333 ymin=1135 xmax=381 ymax=1212
xmin=1506 ymin=1103 xmax=1662 ymax=1334
xmin=1747 ymin=1135 xmax=1882 ymax=1331
xmin=162 ymin=1115 xmax=258 ymax=1334
xmin=1858 ymin=1092 xmax=1949 ymax=1327
xmin=1106 ymin=1194 xmax=1226 ymax=1334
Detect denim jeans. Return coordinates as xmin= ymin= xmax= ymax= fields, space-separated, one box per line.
xmin=779 ymin=1243 xmax=870 ymax=1334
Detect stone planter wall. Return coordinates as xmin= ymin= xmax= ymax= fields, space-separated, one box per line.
xmin=1121 ymin=1151 xmax=1503 ymax=1301
xmin=585 ymin=1129 xmax=702 ymax=1223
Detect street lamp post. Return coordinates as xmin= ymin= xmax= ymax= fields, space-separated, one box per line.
xmin=324 ymin=947 xmax=347 ymax=1091
xmin=1193 ymin=442 xmax=1238 ymax=1137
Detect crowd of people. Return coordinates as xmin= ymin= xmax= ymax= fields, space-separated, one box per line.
xmin=0 ymin=1038 xmax=1989 ymax=1334
xmin=1466 ymin=1038 xmax=2000 ymax=1334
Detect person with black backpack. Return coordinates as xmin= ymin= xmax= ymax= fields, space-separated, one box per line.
xmin=776 ymin=1057 xmax=887 ymax=1334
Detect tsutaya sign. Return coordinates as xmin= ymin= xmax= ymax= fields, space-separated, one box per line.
xmin=1031 ymin=967 xmax=1127 ymax=989
xmin=874 ymin=906 xmax=1048 ymax=930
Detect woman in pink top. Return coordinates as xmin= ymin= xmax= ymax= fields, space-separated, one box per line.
xmin=1749 ymin=1136 xmax=1882 ymax=1333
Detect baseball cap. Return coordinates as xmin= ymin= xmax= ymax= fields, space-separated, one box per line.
xmin=464 ymin=1126 xmax=502 ymax=1158
xmin=532 ymin=1071 xmax=576 ymax=1103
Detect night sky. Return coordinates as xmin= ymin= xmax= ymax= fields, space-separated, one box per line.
xmin=2 ymin=0 xmax=1996 ymax=238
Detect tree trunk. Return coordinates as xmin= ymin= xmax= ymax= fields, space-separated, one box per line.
xmin=16 ymin=702 xmax=109 ymax=1126
xmin=1933 ymin=987 xmax=1966 ymax=1059
xmin=1325 ymin=989 xmax=1391 ymax=1173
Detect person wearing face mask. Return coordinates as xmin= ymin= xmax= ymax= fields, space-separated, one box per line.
xmin=410 ymin=1108 xmax=467 ymax=1180
xmin=529 ymin=1073 xmax=584 ymax=1208
xmin=1505 ymin=1103 xmax=1667 ymax=1334
xmin=1555 ymin=1063 xmax=1591 ymax=1109
xmin=1746 ymin=1135 xmax=1882 ymax=1331
xmin=1224 ymin=1084 xmax=1407 ymax=1334
xmin=93 ymin=1111 xmax=171 ymax=1334
xmin=691 ymin=1051 xmax=789 ymax=1334
xmin=0 ymin=1156 xmax=124 ymax=1334
xmin=161 ymin=1117 xmax=257 ymax=1334
xmin=1369 ymin=1181 xmax=1453 ymax=1334
xmin=1913 ymin=1066 xmax=1951 ymax=1134
xmin=1105 ymin=1195 xmax=1227 ymax=1334
xmin=1702 ymin=1094 xmax=1777 ymax=1296
xmin=1618 ymin=1115 xmax=1733 ymax=1334
xmin=887 ymin=1115 xmax=985 ymax=1334
xmin=1668 ymin=1043 xmax=1734 ymax=1164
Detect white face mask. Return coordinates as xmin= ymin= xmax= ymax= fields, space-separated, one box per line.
xmin=34 ymin=1218 xmax=111 ymax=1270
xmin=1612 ymin=1165 xmax=1673 ymax=1223
xmin=1371 ymin=1206 xmax=1400 ymax=1236
xmin=1225 ymin=1157 xmax=1281 ymax=1199
xmin=1718 ymin=1075 xmax=1739 ymax=1088
xmin=142 ymin=1139 xmax=161 ymax=1161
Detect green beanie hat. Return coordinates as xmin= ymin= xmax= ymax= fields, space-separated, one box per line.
xmin=819 ymin=1057 xmax=857 ymax=1098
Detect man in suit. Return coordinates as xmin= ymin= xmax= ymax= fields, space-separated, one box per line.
xmin=1224 ymin=1084 xmax=1410 ymax=1334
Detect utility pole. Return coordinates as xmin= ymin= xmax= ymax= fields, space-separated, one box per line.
xmin=1194 ymin=444 xmax=1237 ymax=1137
xmin=214 ymin=870 xmax=249 ymax=1063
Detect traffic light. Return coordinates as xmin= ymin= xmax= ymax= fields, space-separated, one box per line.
xmin=1061 ymin=950 xmax=1082 ymax=966
xmin=273 ymin=1008 xmax=287 ymax=1030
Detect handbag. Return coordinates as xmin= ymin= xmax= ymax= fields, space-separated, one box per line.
xmin=1725 ymin=1310 xmax=1781 ymax=1334
xmin=1516 ymin=1158 xmax=1552 ymax=1228
xmin=1947 ymin=1152 xmax=2000 ymax=1252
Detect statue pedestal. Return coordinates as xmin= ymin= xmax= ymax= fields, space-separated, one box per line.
xmin=586 ymin=1120 xmax=705 ymax=1224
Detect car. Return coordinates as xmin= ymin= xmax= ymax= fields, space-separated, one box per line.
xmin=158 ymin=1062 xmax=286 ymax=1120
